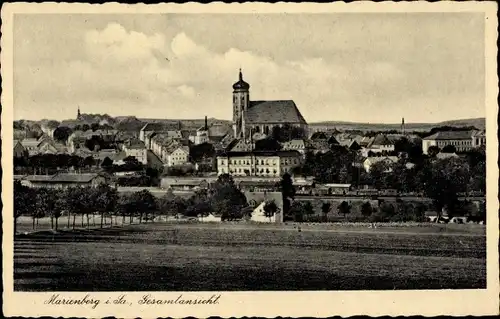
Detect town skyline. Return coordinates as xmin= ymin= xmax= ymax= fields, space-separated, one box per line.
xmin=14 ymin=13 xmax=485 ymax=123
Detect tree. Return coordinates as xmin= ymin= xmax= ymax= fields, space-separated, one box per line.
xmin=210 ymin=174 xmax=247 ymax=221
xmin=427 ymin=146 xmax=440 ymax=157
xmin=321 ymin=202 xmax=331 ymax=222
xmin=132 ymin=190 xmax=157 ymax=223
xmin=94 ymin=184 xmax=118 ymax=227
xmin=14 ymin=181 xmax=36 ymax=235
xmin=101 ymin=157 xmax=114 ymax=169
xmin=53 ymin=126 xmax=73 ymax=143
xmin=289 ymin=201 xmax=304 ymax=222
xmin=337 ymin=201 xmax=351 ymax=219
xmin=280 ymin=172 xmax=296 ymax=218
xmin=263 ymin=200 xmax=278 ymax=222
xmin=303 ymin=201 xmax=315 ymax=222
xmin=83 ymin=156 xmax=96 ymax=168
xmin=441 ymin=144 xmax=456 ymax=153
xmin=185 ymin=190 xmax=212 ymax=219
xmin=117 ymin=194 xmax=134 ymax=224
xmin=254 ymin=137 xmax=282 ymax=151
xmin=33 ymin=188 xmax=51 ymax=230
xmin=361 ymin=202 xmax=373 ymax=218
xmin=424 ymin=158 xmax=469 ymax=221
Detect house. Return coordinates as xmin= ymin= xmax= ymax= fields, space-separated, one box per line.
xmin=13 ymin=140 xmax=27 ymax=158
xmin=472 ymin=130 xmax=486 ymax=148
xmin=20 ymin=138 xmax=41 ymax=156
xmin=37 ymin=139 xmax=68 ymax=155
xmin=189 ymin=117 xmax=210 ymax=145
xmin=123 ymin=138 xmax=147 ymax=164
xmin=21 ymin=173 xmax=107 ymax=189
xmin=139 ymin=122 xmax=181 ymax=142
xmin=282 ymin=139 xmax=309 ymax=155
xmin=217 ymin=150 xmax=302 ymax=177
xmin=362 ymin=134 xmax=395 ymax=156
xmin=422 ymin=130 xmax=478 ymax=154
xmin=162 ymin=144 xmax=190 ymax=167
xmin=363 ymin=156 xmax=398 ymax=173
xmin=245 ymin=191 xmax=283 ymax=223
xmin=93 ymin=149 xmax=119 ymax=163
xmin=160 ymin=176 xmax=217 ymax=191
xmin=228 ymin=139 xmax=255 ymax=152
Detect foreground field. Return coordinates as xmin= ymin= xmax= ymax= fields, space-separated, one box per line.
xmin=14 ymin=223 xmax=486 ymax=291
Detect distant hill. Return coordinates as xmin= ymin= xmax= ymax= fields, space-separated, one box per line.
xmin=309 ymin=118 xmax=485 ymax=132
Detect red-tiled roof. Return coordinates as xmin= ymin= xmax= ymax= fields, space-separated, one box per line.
xmin=244 ymin=100 xmax=307 ymax=124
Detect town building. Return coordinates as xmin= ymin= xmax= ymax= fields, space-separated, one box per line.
xmin=139 ymin=122 xmax=181 ymax=143
xmin=189 ymin=117 xmax=210 ymax=145
xmin=20 ymin=138 xmax=42 ymax=156
xmin=472 ymin=130 xmax=486 ymax=148
xmin=123 ymin=138 xmax=147 ymax=164
xmin=13 ymin=140 xmax=27 ymax=158
xmin=231 ymin=69 xmax=308 ymax=140
xmin=422 ymin=130 xmax=482 ymax=154
xmin=217 ymin=150 xmax=302 ymax=177
xmin=161 ymin=143 xmax=190 ymax=167
xmin=361 ymin=134 xmax=395 ymax=156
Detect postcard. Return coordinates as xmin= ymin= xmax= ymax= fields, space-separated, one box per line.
xmin=2 ymin=2 xmax=499 ymax=317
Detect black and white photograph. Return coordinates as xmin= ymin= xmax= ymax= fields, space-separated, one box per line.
xmin=2 ymin=2 xmax=498 ymax=317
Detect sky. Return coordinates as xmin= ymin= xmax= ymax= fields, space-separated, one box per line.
xmin=13 ymin=13 xmax=485 ymax=123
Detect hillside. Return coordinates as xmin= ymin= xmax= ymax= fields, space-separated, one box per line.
xmin=309 ymin=118 xmax=485 ymax=132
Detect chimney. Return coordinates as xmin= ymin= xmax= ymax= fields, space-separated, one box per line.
xmin=205 ymin=116 xmax=208 ymax=130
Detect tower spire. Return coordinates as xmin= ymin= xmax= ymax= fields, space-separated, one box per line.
xmin=239 ymin=68 xmax=243 ymax=81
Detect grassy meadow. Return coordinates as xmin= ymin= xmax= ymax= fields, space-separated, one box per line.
xmin=13 ymin=221 xmax=486 ymax=291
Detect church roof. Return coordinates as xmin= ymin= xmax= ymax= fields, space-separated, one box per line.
xmin=233 ymin=70 xmax=250 ymax=91
xmin=244 ymin=100 xmax=307 ymax=125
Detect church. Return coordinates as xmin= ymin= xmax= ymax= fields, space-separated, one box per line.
xmin=232 ymin=70 xmax=308 ymax=140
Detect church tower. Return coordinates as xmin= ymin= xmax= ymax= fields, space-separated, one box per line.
xmin=77 ymin=106 xmax=81 ymax=120
xmin=232 ymin=69 xmax=250 ymax=138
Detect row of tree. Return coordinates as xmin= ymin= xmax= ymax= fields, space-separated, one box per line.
xmin=13 ymin=174 xmax=250 ymax=233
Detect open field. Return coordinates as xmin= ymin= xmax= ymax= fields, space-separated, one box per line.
xmin=13 ymin=222 xmax=486 ymax=291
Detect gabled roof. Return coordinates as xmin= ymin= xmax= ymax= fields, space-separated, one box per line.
xmin=310 ymin=132 xmax=328 ymax=140
xmin=20 ymin=138 xmax=40 ymax=148
xmin=423 ymin=130 xmax=474 ymax=140
xmin=125 ymin=138 xmax=146 ymax=150
xmin=244 ymin=100 xmax=307 ymax=124
xmin=282 ymin=139 xmax=307 ymax=150
xmin=368 ymin=134 xmax=394 ymax=147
